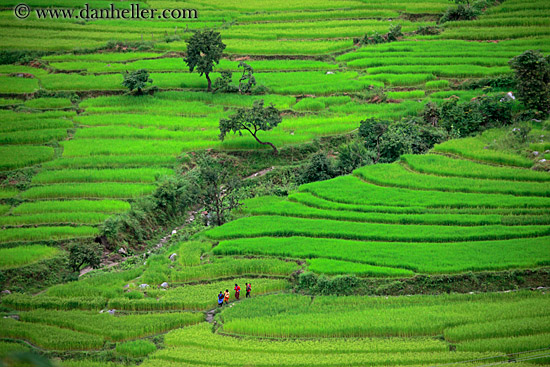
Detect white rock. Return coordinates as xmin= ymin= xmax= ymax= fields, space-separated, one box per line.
xmin=171 ymin=230 xmax=177 ymax=235
xmin=169 ymin=253 xmax=177 ymax=262
xmin=533 ymin=151 xmax=539 ymax=156
xmin=139 ymin=283 xmax=149 ymax=289
xmin=326 ymin=71 xmax=334 ymax=75
xmin=161 ymin=282 xmax=169 ymax=288
xmin=108 ymin=309 xmax=116 ymax=315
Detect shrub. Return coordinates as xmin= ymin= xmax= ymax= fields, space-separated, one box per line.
xmin=122 ymin=69 xmax=153 ymax=94
xmin=415 ymin=26 xmax=441 ymax=35
xmin=299 ymin=152 xmax=335 ymax=184
xmin=509 ymin=50 xmax=550 ymax=114
xmin=440 ymin=3 xmax=478 ymax=23
xmin=336 ymin=141 xmax=374 ymax=174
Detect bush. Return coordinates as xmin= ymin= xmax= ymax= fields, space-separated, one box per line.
xmin=122 ymin=69 xmax=153 ymax=94
xmin=415 ymin=26 xmax=442 ymax=35
xmin=213 ymin=71 xmax=238 ymax=93
xmin=460 ymin=75 xmax=515 ymax=90
xmin=440 ymin=3 xmax=478 ymax=23
xmin=297 ymin=272 xmax=359 ymax=295
xmin=357 ymin=24 xmax=403 ymax=46
xmin=336 ymin=141 xmax=374 ymax=174
xmin=0 ymin=50 xmax=51 ymax=65
xmin=299 ymin=152 xmax=335 ymax=184
xmin=68 ymin=241 xmax=102 ymax=272
xmin=509 ymin=50 xmax=550 ymax=114
xmin=387 ymin=24 xmax=403 ymax=42
xmin=379 ymin=120 xmax=422 ymax=162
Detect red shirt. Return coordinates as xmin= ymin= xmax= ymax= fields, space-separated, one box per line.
xmin=234 ymin=286 xmax=241 ymax=292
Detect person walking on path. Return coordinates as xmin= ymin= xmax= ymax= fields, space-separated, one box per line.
xmin=234 ymin=283 xmax=241 ymax=300
xmin=218 ymin=291 xmax=224 ymax=307
xmin=224 ymin=289 xmax=230 ymax=305
xmin=246 ymin=283 xmax=251 ymax=298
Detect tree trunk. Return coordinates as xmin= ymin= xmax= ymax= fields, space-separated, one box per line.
xmin=251 ymin=132 xmax=278 ymax=154
xmin=206 ymin=73 xmax=212 ymax=92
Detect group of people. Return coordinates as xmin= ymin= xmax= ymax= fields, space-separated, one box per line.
xmin=218 ymin=283 xmax=252 ymax=307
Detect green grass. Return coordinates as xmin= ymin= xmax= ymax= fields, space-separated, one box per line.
xmin=41 ymin=156 xmax=176 ymax=170
xmin=401 ymin=154 xmax=550 ymax=182
xmin=0 ymin=212 xmax=109 ymax=226
xmin=425 ymin=80 xmax=450 ymax=90
xmin=240 ymin=196 xmax=544 ymax=226
xmin=142 ymin=254 xmax=299 ymax=284
xmin=0 ymin=76 xmax=39 ymax=93
xmin=108 ymin=278 xmax=289 ymax=311
xmin=300 ymin=175 xmax=550 ymax=208
xmin=0 ymin=118 xmax=73 ymax=133
xmin=20 ymin=310 xmax=203 ymax=341
xmin=0 ymin=317 xmax=104 ymax=351
xmin=205 ymin=215 xmax=549 ymax=243
xmin=0 ymin=145 xmax=55 ymax=170
xmin=433 ymin=131 xmax=534 ymax=167
xmin=32 ymin=168 xmax=173 ymax=184
xmin=0 ymin=128 xmax=68 ymax=144
xmin=354 ymin=162 xmax=550 ymax=197
xmin=20 ymin=183 xmax=156 ymax=199
xmin=0 ymin=245 xmax=59 ymax=269
xmin=24 ymin=97 xmax=73 ymax=109
xmin=307 ymin=258 xmax=413 ymax=277
xmin=0 ymin=226 xmax=98 ymax=244
xmin=116 ymin=340 xmax=157 ymax=358
xmin=12 ymin=200 xmax=130 ymax=215
xmin=220 ymin=291 xmax=550 ymax=338
xmin=214 ymin=236 xmax=550 ymax=273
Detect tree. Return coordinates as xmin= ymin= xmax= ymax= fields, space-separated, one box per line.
xmin=336 ymin=141 xmax=373 ymax=174
xmin=184 ymin=29 xmax=226 ymax=92
xmin=300 ymin=151 xmax=335 ymax=184
xmin=122 ymin=69 xmax=152 ymax=94
xmin=195 ymin=154 xmax=242 ymax=226
xmin=238 ymin=61 xmax=256 ymax=94
xmin=68 ymin=242 xmax=102 ymax=273
xmin=509 ymin=50 xmax=550 ymax=114
xmin=358 ymin=118 xmax=390 ymax=163
xmin=219 ymin=99 xmax=282 ymax=154
xmin=212 ymin=71 xmax=237 ymax=93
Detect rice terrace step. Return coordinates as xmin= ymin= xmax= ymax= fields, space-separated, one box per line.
xmin=0 ymin=0 xmax=549 ymax=365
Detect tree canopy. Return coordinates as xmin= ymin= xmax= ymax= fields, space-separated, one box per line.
xmin=122 ymin=69 xmax=152 ymax=94
xmin=184 ymin=29 xmax=226 ymax=92
xmin=219 ymin=100 xmax=282 ymax=153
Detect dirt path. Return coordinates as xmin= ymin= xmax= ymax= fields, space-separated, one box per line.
xmin=245 ymin=166 xmax=275 ymax=180
xmin=205 ymin=308 xmax=217 ymax=323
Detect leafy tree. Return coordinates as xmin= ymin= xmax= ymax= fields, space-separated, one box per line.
xmin=219 ymin=99 xmax=282 ymax=154
xmin=184 ymin=29 xmax=226 ymax=92
xmin=300 ymin=151 xmax=335 ymax=184
xmin=509 ymin=50 xmax=550 ymax=114
xmin=358 ymin=118 xmax=390 ymax=163
xmin=195 ymin=154 xmax=242 ymax=226
xmin=336 ymin=141 xmax=373 ymax=174
xmin=68 ymin=242 xmax=102 ymax=273
xmin=379 ymin=120 xmax=422 ymax=163
xmin=212 ymin=71 xmax=237 ymax=93
xmin=122 ymin=69 xmax=152 ymax=94
xmin=238 ymin=61 xmax=256 ymax=94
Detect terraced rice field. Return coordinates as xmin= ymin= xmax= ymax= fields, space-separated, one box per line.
xmin=1 ymin=0 xmax=550 ymax=365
